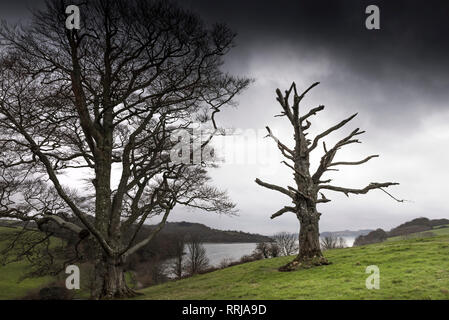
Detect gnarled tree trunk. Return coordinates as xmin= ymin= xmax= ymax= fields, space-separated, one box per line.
xmin=92 ymin=254 xmax=138 ymax=299
xmin=279 ymin=209 xmax=329 ymax=271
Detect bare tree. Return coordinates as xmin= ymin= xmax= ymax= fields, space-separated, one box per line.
xmin=184 ymin=235 xmax=209 ymax=276
xmin=0 ymin=0 xmax=250 ymax=298
xmin=320 ymin=235 xmax=347 ymax=250
xmin=256 ymin=82 xmax=401 ymax=271
xmin=272 ymin=232 xmax=298 ymax=256
xmin=170 ymin=234 xmax=186 ymax=279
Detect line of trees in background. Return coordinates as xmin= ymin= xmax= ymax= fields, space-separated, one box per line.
xmin=250 ymin=232 xmax=347 ymax=261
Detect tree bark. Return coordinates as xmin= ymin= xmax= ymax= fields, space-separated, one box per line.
xmin=279 ymin=209 xmax=329 ymax=271
xmin=92 ymin=254 xmax=138 ymax=299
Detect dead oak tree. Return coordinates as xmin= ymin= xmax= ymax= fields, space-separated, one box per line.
xmin=0 ymin=0 xmax=250 ymax=298
xmin=256 ymin=82 xmax=401 ymax=271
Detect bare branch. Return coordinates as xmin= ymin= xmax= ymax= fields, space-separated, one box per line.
xmin=312 ymin=128 xmax=365 ymax=183
xmin=123 ymin=208 xmax=170 ymax=257
xmin=379 ymin=188 xmax=407 ymax=203
xmin=281 ymin=160 xmax=307 ymax=179
xmin=316 ymin=192 xmax=331 ymax=204
xmin=329 ymin=155 xmax=379 ymax=167
xmin=300 ymin=105 xmax=325 ymax=123
xmin=255 ymin=178 xmax=294 ymax=199
xmin=276 ymin=89 xmax=294 ymax=122
xmin=265 ymin=126 xmax=294 ymax=157
xmin=319 ymin=182 xmax=399 ymax=198
xmin=270 ymin=206 xmax=296 ymax=219
xmin=297 ymin=82 xmax=320 ymax=101
xmin=308 ymin=113 xmax=358 ymax=152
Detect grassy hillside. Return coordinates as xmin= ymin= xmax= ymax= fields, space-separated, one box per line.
xmin=139 ymin=234 xmax=449 ymax=300
xmin=387 ymin=225 xmax=449 ymax=242
xmin=0 ymin=227 xmax=54 ymax=299
xmin=2 ymin=226 xmax=449 ymax=300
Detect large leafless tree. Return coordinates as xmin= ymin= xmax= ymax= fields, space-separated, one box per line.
xmin=256 ymin=82 xmax=401 ymax=271
xmin=0 ymin=0 xmax=249 ymax=298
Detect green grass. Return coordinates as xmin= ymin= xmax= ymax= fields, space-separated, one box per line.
xmin=139 ymin=234 xmax=449 ymax=300
xmin=2 ymin=225 xmax=449 ymax=300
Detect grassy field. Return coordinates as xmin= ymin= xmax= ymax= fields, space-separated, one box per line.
xmin=1 ymin=226 xmax=449 ymax=299
xmin=139 ymin=234 xmax=449 ymax=300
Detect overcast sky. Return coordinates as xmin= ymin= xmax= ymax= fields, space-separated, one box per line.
xmin=2 ymin=0 xmax=449 ymax=235
xmin=168 ymin=0 xmax=449 ymax=235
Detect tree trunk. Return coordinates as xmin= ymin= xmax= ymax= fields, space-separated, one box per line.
xmin=92 ymin=254 xmax=139 ymax=299
xmin=279 ymin=210 xmax=330 ymax=271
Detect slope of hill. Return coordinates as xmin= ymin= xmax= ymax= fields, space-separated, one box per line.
xmin=139 ymin=234 xmax=449 ymax=300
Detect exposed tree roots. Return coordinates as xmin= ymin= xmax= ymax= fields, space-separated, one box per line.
xmin=98 ymin=287 xmax=143 ymax=300
xmin=278 ymin=255 xmax=330 ymax=272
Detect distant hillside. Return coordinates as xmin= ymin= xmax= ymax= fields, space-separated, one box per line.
xmin=353 ymin=229 xmax=389 ymax=246
xmin=388 ymin=217 xmax=449 ymax=237
xmin=152 ymin=221 xmax=272 ymax=243
xmin=354 ymin=217 xmax=449 ymax=246
xmin=320 ymin=229 xmax=373 ymax=238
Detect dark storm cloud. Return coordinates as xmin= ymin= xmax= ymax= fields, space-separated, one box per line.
xmin=4 ymin=0 xmax=449 ymax=101
xmin=0 ymin=0 xmax=37 ymax=21
xmin=181 ymin=0 xmax=449 ymax=68
xmin=177 ymin=0 xmax=449 ymax=113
